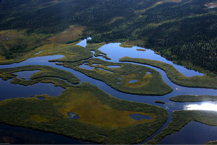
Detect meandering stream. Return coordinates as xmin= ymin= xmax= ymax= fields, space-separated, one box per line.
xmin=0 ymin=39 xmax=217 ymax=144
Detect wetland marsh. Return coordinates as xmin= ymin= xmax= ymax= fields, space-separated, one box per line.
xmin=1 ymin=39 xmax=217 ymax=144
xmin=1 ymin=0 xmax=217 ymax=143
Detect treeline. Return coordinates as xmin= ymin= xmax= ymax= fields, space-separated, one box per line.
xmin=1 ymin=0 xmax=217 ymax=73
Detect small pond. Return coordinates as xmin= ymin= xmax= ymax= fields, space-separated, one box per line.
xmin=129 ymin=114 xmax=153 ymax=120
xmin=129 ymin=80 xmax=138 ymax=84
xmin=14 ymin=70 xmax=40 ymax=80
xmin=67 ymin=112 xmax=80 ymax=120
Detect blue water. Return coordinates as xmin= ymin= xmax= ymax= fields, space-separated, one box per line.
xmin=38 ymin=97 xmax=45 ymax=100
xmin=67 ymin=112 xmax=80 ymax=120
xmin=129 ymin=80 xmax=138 ymax=84
xmin=76 ymin=37 xmax=92 ymax=47
xmin=14 ymin=70 xmax=40 ymax=80
xmin=99 ymin=43 xmax=204 ymax=77
xmin=159 ymin=121 xmax=217 ymax=144
xmin=107 ymin=66 xmax=121 ymax=68
xmin=129 ymin=114 xmax=153 ymax=120
xmin=79 ymin=64 xmax=94 ymax=70
xmin=0 ymin=38 xmax=216 ymax=144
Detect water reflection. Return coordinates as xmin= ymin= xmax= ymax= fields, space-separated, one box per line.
xmin=76 ymin=37 xmax=91 ymax=47
xmin=185 ymin=102 xmax=217 ymax=111
xmin=159 ymin=121 xmax=217 ymax=144
xmin=14 ymin=70 xmax=40 ymax=80
xmin=98 ymin=43 xmax=204 ymax=77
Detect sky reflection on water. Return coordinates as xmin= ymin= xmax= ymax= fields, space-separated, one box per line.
xmin=99 ymin=43 xmax=204 ymax=77
xmin=184 ymin=102 xmax=217 ymax=111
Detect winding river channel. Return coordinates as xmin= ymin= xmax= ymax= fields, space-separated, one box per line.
xmin=1 ymin=39 xmax=217 ymax=144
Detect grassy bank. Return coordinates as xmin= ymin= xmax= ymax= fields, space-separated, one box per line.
xmin=170 ymin=95 xmax=217 ymax=102
xmin=120 ymin=57 xmax=217 ymax=89
xmin=146 ymin=110 xmax=217 ymax=144
xmin=0 ymin=79 xmax=169 ymax=144
xmin=63 ymin=58 xmax=173 ymax=95
xmin=0 ymin=65 xmax=80 ymax=84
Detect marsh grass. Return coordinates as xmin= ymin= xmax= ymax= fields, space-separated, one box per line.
xmin=0 ymin=65 xmax=80 ymax=84
xmin=120 ymin=57 xmax=217 ymax=89
xmin=64 ymin=58 xmax=173 ymax=95
xmin=0 ymin=80 xmax=169 ymax=144
xmin=170 ymin=95 xmax=217 ymax=102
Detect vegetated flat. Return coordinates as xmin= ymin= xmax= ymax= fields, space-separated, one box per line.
xmin=0 ymin=79 xmax=169 ymax=144
xmin=63 ymin=58 xmax=173 ymax=95
xmin=0 ymin=65 xmax=80 ymax=84
xmin=147 ymin=110 xmax=217 ymax=144
xmin=120 ymin=57 xmax=217 ymax=89
xmin=170 ymin=95 xmax=217 ymax=102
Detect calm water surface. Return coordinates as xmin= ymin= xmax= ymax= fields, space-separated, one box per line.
xmin=0 ymin=39 xmax=216 ymax=144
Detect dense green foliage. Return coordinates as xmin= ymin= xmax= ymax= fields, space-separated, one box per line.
xmin=1 ymin=0 xmax=217 ymax=73
xmin=3 ymin=45 xmax=27 ymax=59
xmin=170 ymin=95 xmax=217 ymax=102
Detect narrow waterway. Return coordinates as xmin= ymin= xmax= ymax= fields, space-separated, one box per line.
xmin=0 ymin=39 xmax=216 ymax=144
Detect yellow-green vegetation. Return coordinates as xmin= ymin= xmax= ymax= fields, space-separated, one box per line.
xmin=120 ymin=40 xmax=144 ymax=48
xmin=0 ymin=65 xmax=80 ymax=84
xmin=170 ymin=95 xmax=217 ymax=103
xmin=0 ymin=29 xmax=51 ymax=62
xmin=0 ymin=29 xmax=89 ymax=64
xmin=147 ymin=110 xmax=217 ymax=144
xmin=137 ymin=49 xmax=146 ymax=52
xmin=31 ymin=115 xmax=48 ymax=122
xmin=47 ymin=26 xmax=85 ymax=44
xmin=63 ymin=58 xmax=173 ymax=95
xmin=206 ymin=140 xmax=217 ymax=144
xmin=120 ymin=57 xmax=217 ymax=89
xmin=0 ymin=40 xmax=105 ymax=65
xmin=0 ymin=80 xmax=169 ymax=144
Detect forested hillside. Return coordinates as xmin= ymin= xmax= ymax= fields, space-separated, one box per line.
xmin=0 ymin=0 xmax=217 ymax=73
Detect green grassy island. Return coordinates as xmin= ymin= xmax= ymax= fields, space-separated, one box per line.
xmin=147 ymin=110 xmax=217 ymax=144
xmin=0 ymin=65 xmax=80 ymax=84
xmin=120 ymin=57 xmax=217 ymax=89
xmin=170 ymin=95 xmax=217 ymax=103
xmin=63 ymin=58 xmax=173 ymax=95
xmin=0 ymin=77 xmax=169 ymax=144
